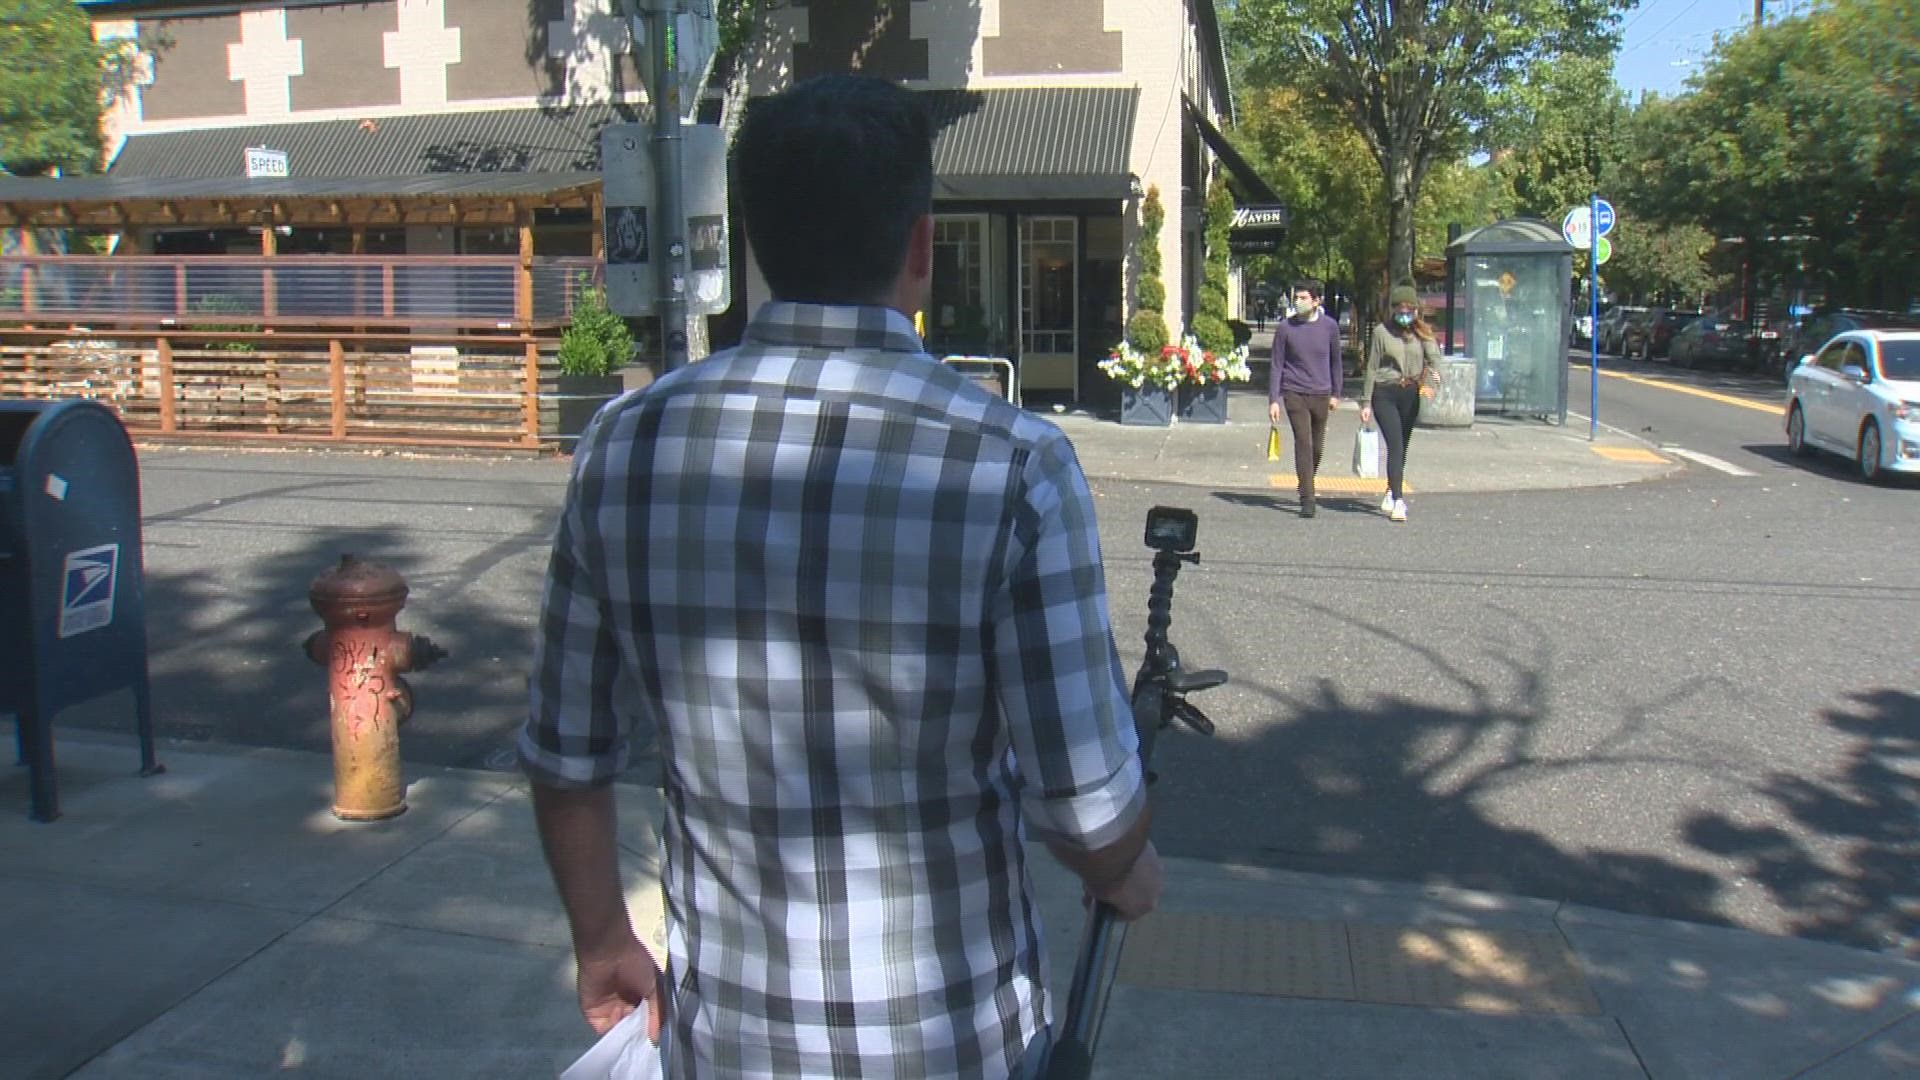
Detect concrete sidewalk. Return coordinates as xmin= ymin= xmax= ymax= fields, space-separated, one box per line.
xmin=7 ymin=729 xmax=1918 ymax=1079
xmin=1045 ymin=382 xmax=1683 ymax=499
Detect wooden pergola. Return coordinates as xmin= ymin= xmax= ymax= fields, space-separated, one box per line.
xmin=0 ymin=173 xmax=606 ymax=322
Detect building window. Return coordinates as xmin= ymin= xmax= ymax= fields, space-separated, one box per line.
xmin=1020 ymin=216 xmax=1076 ymax=355
xmin=930 ymin=215 xmax=990 ymax=352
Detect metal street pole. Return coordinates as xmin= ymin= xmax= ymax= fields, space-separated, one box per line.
xmin=648 ymin=0 xmax=690 ymax=372
xmin=1589 ymin=192 xmax=1600 ymax=442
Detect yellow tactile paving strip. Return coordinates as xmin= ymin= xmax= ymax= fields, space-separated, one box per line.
xmin=1116 ymin=913 xmax=1355 ymax=999
xmin=1266 ymin=474 xmax=1405 ymax=495
xmin=1117 ymin=914 xmax=1602 ymax=1017
xmin=1588 ymin=445 xmax=1670 ymax=464
xmin=1347 ymin=924 xmax=1602 ymax=1015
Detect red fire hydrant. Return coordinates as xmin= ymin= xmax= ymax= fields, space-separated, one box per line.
xmin=304 ymin=556 xmax=446 ymax=821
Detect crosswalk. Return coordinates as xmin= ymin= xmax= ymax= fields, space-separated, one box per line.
xmin=1661 ymin=446 xmax=1759 ymax=477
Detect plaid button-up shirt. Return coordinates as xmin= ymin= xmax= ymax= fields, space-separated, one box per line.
xmin=521 ymin=302 xmax=1145 ymax=1079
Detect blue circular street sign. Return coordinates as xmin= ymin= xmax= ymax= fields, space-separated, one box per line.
xmin=1594 ymin=199 xmax=1616 ymax=236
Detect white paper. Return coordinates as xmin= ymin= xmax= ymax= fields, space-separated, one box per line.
xmin=560 ymin=1001 xmax=668 ymax=1080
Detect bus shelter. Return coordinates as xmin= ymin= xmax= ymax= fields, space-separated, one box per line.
xmin=1446 ymin=219 xmax=1573 ymax=421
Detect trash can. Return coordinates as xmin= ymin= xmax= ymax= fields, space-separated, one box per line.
xmin=1417 ymin=358 xmax=1478 ymax=428
xmin=0 ymin=400 xmax=161 ymax=822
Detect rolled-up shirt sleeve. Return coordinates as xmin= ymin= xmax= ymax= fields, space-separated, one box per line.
xmin=519 ymin=426 xmax=645 ymax=788
xmin=991 ymin=430 xmax=1146 ymax=852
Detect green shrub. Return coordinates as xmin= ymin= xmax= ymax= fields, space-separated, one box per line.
xmin=1192 ymin=176 xmax=1236 ymax=355
xmin=190 ymin=295 xmax=259 ymax=353
xmin=1136 ymin=276 xmax=1165 ymax=314
xmin=1127 ymin=309 xmax=1169 ymax=354
xmin=1125 ymin=186 xmax=1171 ymax=355
xmin=1190 ymin=314 xmax=1233 ymax=355
xmin=557 ymin=283 xmax=633 ymax=377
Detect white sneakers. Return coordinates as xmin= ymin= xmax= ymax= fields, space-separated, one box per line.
xmin=1386 ymin=495 xmax=1408 ymax=522
xmin=1380 ymin=492 xmax=1396 ymax=515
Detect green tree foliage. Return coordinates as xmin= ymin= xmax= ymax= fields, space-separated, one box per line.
xmin=1415 ymin=156 xmax=1512 ymax=269
xmin=1230 ymin=85 xmax=1384 ymax=313
xmin=559 ymin=284 xmax=635 ymax=377
xmin=1620 ymin=0 xmax=1918 ymax=308
xmin=1493 ymin=54 xmax=1625 ymax=221
xmin=0 ymin=0 xmax=140 ymax=175
xmin=1191 ymin=175 xmax=1235 ymax=354
xmin=1596 ymin=215 xmax=1720 ymax=307
xmin=1231 ymin=0 xmax=1623 ymax=289
xmin=1127 ymin=186 xmax=1170 ymax=353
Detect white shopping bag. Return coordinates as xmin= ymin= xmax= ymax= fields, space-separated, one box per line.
xmin=1353 ymin=424 xmax=1384 ymax=478
xmin=561 ymin=1001 xmax=668 ymax=1080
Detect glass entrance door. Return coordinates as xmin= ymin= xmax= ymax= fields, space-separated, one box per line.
xmin=1019 ymin=216 xmax=1078 ymax=396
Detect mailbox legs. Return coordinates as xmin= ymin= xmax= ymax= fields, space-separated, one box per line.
xmin=15 ymin=696 xmax=58 ymax=823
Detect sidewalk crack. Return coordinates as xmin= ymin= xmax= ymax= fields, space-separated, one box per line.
xmin=1614 ymin=1016 xmax=1654 ymax=1079
xmin=1780 ymin=1009 xmax=1920 ymax=1080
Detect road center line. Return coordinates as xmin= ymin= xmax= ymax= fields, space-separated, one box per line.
xmin=1598 ymin=369 xmax=1783 ymax=415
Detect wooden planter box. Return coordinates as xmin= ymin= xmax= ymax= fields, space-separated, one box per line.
xmin=1179 ymin=381 xmax=1229 ymax=424
xmin=1119 ymin=385 xmax=1174 ymax=427
xmin=542 ymin=372 xmax=625 ymax=440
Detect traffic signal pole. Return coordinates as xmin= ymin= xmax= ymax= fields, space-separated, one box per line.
xmin=1589 ymin=192 xmax=1600 ymax=442
xmin=647 ymin=0 xmax=690 ymax=372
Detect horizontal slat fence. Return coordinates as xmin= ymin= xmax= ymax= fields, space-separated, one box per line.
xmin=0 ymin=328 xmax=578 ymax=450
xmin=0 ymin=255 xmax=601 ymax=329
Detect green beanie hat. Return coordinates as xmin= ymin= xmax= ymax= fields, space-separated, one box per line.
xmin=1389 ymin=284 xmax=1419 ymax=308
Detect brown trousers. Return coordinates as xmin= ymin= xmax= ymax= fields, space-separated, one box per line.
xmin=1281 ymin=392 xmax=1331 ymax=497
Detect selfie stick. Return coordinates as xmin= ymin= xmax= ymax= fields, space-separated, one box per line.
xmin=1044 ymin=508 xmax=1223 ymax=1080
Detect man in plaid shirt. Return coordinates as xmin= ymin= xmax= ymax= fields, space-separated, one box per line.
xmin=521 ymin=75 xmax=1160 ymax=1078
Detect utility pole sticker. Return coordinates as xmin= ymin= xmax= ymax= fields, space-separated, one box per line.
xmin=58 ymin=544 xmax=118 ymax=639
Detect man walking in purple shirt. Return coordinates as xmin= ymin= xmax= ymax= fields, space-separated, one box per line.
xmin=1267 ymin=279 xmax=1343 ymax=517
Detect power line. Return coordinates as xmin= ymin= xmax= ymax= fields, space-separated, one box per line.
xmin=1620 ymin=0 xmax=1711 ymax=56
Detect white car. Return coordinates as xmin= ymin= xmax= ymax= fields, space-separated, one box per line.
xmin=1785 ymin=329 xmax=1920 ymax=481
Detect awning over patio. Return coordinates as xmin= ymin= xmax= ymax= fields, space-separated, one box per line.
xmin=110 ymin=104 xmax=636 ymax=179
xmin=1186 ymin=98 xmax=1284 ymax=206
xmin=0 ymin=87 xmax=1143 ymax=229
xmin=0 ymin=173 xmax=600 ymax=229
xmin=925 ymin=87 xmax=1140 ymax=201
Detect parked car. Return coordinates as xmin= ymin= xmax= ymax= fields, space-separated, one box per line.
xmin=1667 ymin=308 xmax=1746 ymax=368
xmin=1596 ymin=305 xmax=1647 ymax=355
xmin=1784 ymin=329 xmax=1920 ymax=481
xmin=1622 ymin=308 xmax=1700 ymax=361
xmin=1780 ymin=309 xmax=1920 ymax=383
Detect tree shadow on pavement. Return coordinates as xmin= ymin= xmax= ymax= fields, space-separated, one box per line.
xmin=73 ymin=523 xmax=552 ymax=774
xmin=1126 ymin=580 xmax=1920 ymax=951
xmin=1684 ymin=689 xmax=1920 ymax=955
xmin=1143 ymin=655 xmax=1731 ymax=937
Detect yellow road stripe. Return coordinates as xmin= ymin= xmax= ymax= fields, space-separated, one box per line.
xmin=1598 ymin=370 xmax=1783 ymax=415
xmin=1589 ymin=445 xmax=1669 ymax=464
xmin=1267 ymin=474 xmax=1401 ymax=494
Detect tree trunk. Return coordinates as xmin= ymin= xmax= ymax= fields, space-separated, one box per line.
xmin=1385 ymin=150 xmax=1417 ymax=291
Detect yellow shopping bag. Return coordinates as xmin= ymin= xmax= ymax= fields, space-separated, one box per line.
xmin=1266 ymin=424 xmax=1282 ymax=462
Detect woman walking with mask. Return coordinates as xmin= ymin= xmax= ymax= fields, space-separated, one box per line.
xmin=1359 ymin=284 xmax=1441 ymax=522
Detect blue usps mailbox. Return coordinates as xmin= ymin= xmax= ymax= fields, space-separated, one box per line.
xmin=0 ymin=400 xmax=162 ymax=821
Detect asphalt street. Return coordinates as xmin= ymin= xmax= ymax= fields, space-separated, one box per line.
xmin=56 ymin=360 xmax=1920 ymax=962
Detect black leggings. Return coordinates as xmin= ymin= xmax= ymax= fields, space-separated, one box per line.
xmin=1371 ymin=383 xmax=1420 ymax=500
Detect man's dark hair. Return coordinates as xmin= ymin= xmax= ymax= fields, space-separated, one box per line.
xmin=733 ymin=76 xmax=934 ymax=304
xmin=1291 ymin=279 xmax=1324 ymax=300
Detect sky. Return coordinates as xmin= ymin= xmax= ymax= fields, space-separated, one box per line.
xmin=1610 ymin=0 xmax=1798 ymax=99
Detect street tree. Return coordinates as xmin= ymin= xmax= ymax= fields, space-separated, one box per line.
xmin=1231 ymin=0 xmax=1624 ymax=290
xmin=1619 ymin=0 xmax=1918 ymax=308
xmin=1493 ymin=54 xmax=1625 ymax=221
xmin=1230 ymin=85 xmax=1385 ymax=317
xmin=0 ymin=0 xmax=139 ymax=175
